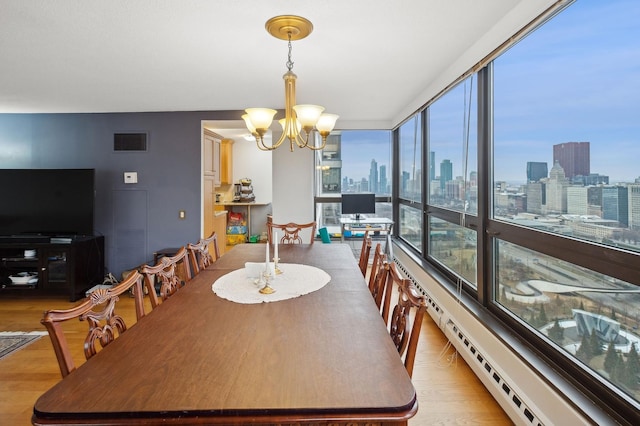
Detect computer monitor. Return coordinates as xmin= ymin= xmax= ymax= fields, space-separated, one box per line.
xmin=341 ymin=193 xmax=375 ymax=221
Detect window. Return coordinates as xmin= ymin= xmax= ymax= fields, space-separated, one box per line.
xmin=314 ymin=130 xmax=392 ymax=232
xmin=490 ymin=0 xmax=640 ymax=411
xmin=393 ymin=0 xmax=640 ymax=420
xmin=428 ymin=77 xmax=478 ymax=214
xmin=397 ymin=115 xmax=423 ymax=250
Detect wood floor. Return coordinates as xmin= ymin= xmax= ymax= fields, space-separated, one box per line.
xmin=0 ymin=292 xmax=512 ymax=426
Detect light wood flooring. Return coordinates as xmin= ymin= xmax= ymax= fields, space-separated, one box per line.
xmin=0 ymin=289 xmax=512 ymax=426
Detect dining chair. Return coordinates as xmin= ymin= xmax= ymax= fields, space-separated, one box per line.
xmin=140 ymin=259 xmax=182 ymax=308
xmin=368 ymin=242 xmax=385 ymax=293
xmin=388 ymin=274 xmax=428 ymax=378
xmin=370 ymin=258 xmax=390 ymax=313
xmin=267 ymin=216 xmax=317 ymax=245
xmin=160 ymin=246 xmax=193 ymax=284
xmin=40 ymin=270 xmax=146 ymax=378
xmin=187 ymin=231 xmax=220 ymax=275
xmin=358 ymin=230 xmax=372 ymax=277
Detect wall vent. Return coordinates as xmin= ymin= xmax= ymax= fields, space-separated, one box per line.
xmin=114 ymin=133 xmax=147 ymax=151
xmin=393 ymin=257 xmax=544 ymax=425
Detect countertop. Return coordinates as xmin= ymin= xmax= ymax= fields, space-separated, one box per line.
xmin=214 ymin=201 xmax=271 ymax=206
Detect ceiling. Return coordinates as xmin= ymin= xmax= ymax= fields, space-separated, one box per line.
xmin=0 ymin=0 xmax=557 ymax=138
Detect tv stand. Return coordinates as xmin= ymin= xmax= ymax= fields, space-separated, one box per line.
xmin=0 ymin=235 xmax=104 ymax=301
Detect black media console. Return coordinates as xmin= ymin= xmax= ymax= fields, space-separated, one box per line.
xmin=0 ymin=235 xmax=104 ymax=302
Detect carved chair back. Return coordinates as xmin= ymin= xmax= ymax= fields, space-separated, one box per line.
xmin=160 ymin=246 xmax=192 ymax=284
xmin=187 ymin=232 xmax=220 ymax=275
xmin=41 ymin=270 xmax=145 ymax=378
xmin=358 ymin=230 xmax=372 ymax=277
xmin=368 ymin=243 xmax=385 ymax=293
xmin=267 ymin=218 xmax=317 ymax=245
xmin=140 ymin=260 xmax=181 ymax=308
xmin=388 ymin=272 xmax=428 ymax=377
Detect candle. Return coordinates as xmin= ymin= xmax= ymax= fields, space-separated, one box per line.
xmin=274 ymin=231 xmax=278 ymax=262
xmin=265 ymin=238 xmax=270 ymax=270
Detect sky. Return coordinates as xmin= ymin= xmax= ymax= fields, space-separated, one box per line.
xmin=493 ymin=0 xmax=639 ymax=184
xmin=339 ymin=130 xmax=392 ymax=184
xmin=337 ymin=0 xmax=640 ymax=186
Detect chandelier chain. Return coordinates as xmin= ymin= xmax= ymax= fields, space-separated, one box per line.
xmin=286 ymin=32 xmax=294 ymax=71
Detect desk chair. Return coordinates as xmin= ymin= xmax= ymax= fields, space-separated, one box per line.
xmin=41 ymin=271 xmax=146 ymax=378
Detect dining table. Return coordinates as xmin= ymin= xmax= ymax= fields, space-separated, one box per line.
xmin=32 ymin=243 xmax=418 ymax=425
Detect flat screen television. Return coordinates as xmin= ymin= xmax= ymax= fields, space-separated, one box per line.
xmin=0 ymin=169 xmax=95 ymax=237
xmin=341 ymin=193 xmax=376 ymax=221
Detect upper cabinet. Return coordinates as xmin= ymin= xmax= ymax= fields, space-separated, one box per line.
xmin=219 ymin=138 xmax=234 ymax=185
xmin=204 ymin=131 xmax=222 ymax=186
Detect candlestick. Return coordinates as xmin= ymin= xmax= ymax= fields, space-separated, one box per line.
xmin=274 ymin=231 xmax=278 ymax=260
xmin=273 ymin=231 xmax=282 ymax=274
xmin=265 ymin=239 xmax=270 ymax=270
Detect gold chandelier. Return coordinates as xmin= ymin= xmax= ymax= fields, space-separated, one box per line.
xmin=242 ymin=15 xmax=339 ymax=152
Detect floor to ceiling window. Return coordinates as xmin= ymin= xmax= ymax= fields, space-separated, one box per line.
xmin=427 ymin=76 xmax=478 ymax=288
xmin=491 ymin=0 xmax=640 ymax=413
xmin=397 ymin=115 xmax=423 ymax=250
xmin=395 ymin=0 xmax=640 ymax=422
xmin=314 ymin=130 xmax=392 ymax=232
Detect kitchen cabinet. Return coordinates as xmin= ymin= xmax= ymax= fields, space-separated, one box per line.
xmin=219 ymin=138 xmax=234 ymax=185
xmin=204 ymin=131 xmax=222 ymax=186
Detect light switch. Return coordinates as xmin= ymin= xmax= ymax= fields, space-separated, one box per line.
xmin=124 ymin=172 xmax=138 ymax=184
xmin=179 ymin=210 xmax=186 ymax=220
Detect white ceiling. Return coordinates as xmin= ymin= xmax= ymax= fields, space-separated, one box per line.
xmin=0 ymin=0 xmax=557 ymax=137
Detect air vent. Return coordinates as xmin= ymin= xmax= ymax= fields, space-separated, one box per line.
xmin=114 ymin=133 xmax=147 ymax=151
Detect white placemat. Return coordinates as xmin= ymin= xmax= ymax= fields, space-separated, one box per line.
xmin=211 ymin=263 xmax=331 ymax=304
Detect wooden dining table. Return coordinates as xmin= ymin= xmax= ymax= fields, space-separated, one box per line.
xmin=32 ymin=243 xmax=418 ymax=425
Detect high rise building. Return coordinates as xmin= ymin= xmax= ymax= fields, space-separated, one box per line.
xmin=440 ymin=159 xmax=453 ymax=192
xmin=429 ymin=151 xmax=436 ymax=182
xmin=379 ymin=165 xmax=388 ymax=194
xmin=369 ymin=159 xmax=378 ymax=194
xmin=553 ymin=142 xmax=590 ymax=179
xmin=602 ymin=186 xmax=629 ymax=226
xmin=526 ymin=161 xmax=548 ymax=182
xmin=567 ymin=186 xmax=589 ymax=215
xmin=526 ymin=182 xmax=546 ymax=214
xmin=629 ymin=185 xmax=640 ymax=230
xmin=320 ymin=133 xmax=342 ymax=193
xmin=544 ymin=161 xmax=569 ymax=214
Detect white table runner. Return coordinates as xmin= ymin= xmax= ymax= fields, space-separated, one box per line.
xmin=211 ymin=263 xmax=331 ymax=304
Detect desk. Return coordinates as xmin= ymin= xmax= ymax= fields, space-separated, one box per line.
xmin=33 ymin=243 xmax=417 ymax=425
xmin=340 ymin=217 xmax=394 ymax=242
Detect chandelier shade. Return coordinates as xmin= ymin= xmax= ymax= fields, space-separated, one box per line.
xmin=243 ymin=15 xmax=338 ymax=152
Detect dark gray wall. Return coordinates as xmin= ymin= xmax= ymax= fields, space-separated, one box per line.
xmin=0 ymin=110 xmax=240 ymax=277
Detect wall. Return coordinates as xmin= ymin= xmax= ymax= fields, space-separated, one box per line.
xmin=0 ymin=111 xmax=241 ymax=277
xmin=271 ymin=131 xmax=316 ymax=241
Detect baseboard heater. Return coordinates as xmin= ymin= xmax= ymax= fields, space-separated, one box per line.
xmin=392 ymin=244 xmax=597 ymax=425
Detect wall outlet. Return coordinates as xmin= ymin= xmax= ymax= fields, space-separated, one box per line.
xmin=124 ymin=172 xmax=138 ymax=184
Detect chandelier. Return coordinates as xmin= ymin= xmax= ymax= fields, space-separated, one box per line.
xmin=242 ymin=15 xmax=339 ymax=152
